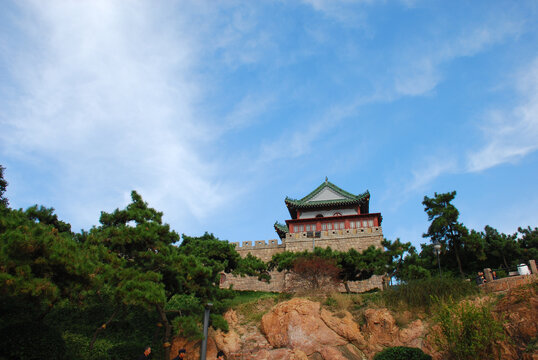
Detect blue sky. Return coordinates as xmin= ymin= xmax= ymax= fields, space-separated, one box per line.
xmin=1 ymin=0 xmax=537 ymax=249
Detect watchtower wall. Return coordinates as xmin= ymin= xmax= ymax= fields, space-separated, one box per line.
xmin=220 ymin=227 xmax=384 ymax=293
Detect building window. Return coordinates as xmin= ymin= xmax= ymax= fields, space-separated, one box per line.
xmin=293 ymin=225 xmax=298 ymax=232
xmin=306 ymin=224 xmax=311 ymax=231
xmin=362 ymin=220 xmax=368 ymax=228
xmin=322 ymin=223 xmax=326 ymax=230
xmin=299 ymin=225 xmax=304 ymax=232
xmin=326 ymin=223 xmax=332 ymax=230
xmin=339 ymin=222 xmax=345 ymax=229
xmin=368 ymin=219 xmax=374 ymax=227
xmin=350 ymin=221 xmax=355 ymax=229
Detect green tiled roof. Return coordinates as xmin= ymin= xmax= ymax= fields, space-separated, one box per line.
xmin=285 ymin=180 xmax=369 ymax=209
xmin=274 ymin=221 xmax=289 ymax=240
xmin=274 ymin=221 xmax=289 ymax=233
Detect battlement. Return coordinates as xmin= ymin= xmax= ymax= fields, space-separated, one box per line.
xmin=231 ymin=239 xmax=284 ymax=249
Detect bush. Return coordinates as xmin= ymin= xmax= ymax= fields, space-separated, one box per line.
xmin=374 ymin=346 xmax=432 ymax=360
xmin=285 ymin=256 xmax=341 ymax=294
xmin=0 ymin=321 xmax=66 ymax=360
xmin=433 ymin=300 xmax=505 ymax=359
xmin=383 ymin=277 xmax=477 ymax=311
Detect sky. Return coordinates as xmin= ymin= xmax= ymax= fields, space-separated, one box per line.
xmin=1 ymin=0 xmax=537 ymax=250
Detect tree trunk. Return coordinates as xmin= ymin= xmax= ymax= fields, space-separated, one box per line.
xmin=89 ymin=309 xmax=118 ymax=351
xmin=502 ymin=254 xmax=509 ymax=269
xmin=449 ymin=229 xmax=465 ymax=277
xmin=454 ymin=246 xmax=464 ymax=277
xmin=343 ymin=281 xmax=351 ymax=294
xmin=156 ymin=304 xmax=172 ymax=360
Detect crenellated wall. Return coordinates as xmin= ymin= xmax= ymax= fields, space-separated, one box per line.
xmin=221 ymin=226 xmax=385 ymax=293
xmin=230 ymin=239 xmax=286 ymax=262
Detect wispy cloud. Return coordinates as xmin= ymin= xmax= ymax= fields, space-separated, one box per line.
xmin=300 ymin=0 xmax=372 ymax=24
xmin=258 ymin=94 xmax=380 ymax=163
xmin=467 ymin=57 xmax=538 ymax=172
xmin=0 ymin=1 xmax=233 ymax=227
xmin=393 ymin=20 xmax=523 ymax=96
xmin=406 ymin=156 xmax=458 ymax=194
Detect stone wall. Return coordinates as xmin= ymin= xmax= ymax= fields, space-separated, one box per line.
xmin=230 ymin=239 xmax=285 ymax=262
xmin=221 ymin=226 xmax=385 ymax=293
xmin=480 ymin=274 xmax=536 ymax=293
xmin=221 ymin=271 xmax=286 ymax=292
xmin=220 ymin=272 xmax=384 ymax=293
xmin=284 ymin=227 xmax=383 ymax=253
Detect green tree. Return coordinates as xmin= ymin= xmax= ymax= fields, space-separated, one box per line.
xmin=180 ymin=232 xmax=268 ymax=281
xmin=517 ymin=226 xmax=538 ymax=263
xmin=483 ymin=226 xmax=519 ymax=269
xmin=268 ymin=246 xmax=387 ymax=293
xmin=0 ymin=206 xmax=97 ymax=309
xmin=0 ymin=204 xmax=99 ymax=359
xmin=86 ymin=191 xmax=178 ymax=359
xmin=422 ymin=191 xmax=468 ymax=277
xmin=382 ymin=238 xmax=413 ymax=284
xmin=0 ymin=164 xmax=8 ymax=208
xmin=86 ymin=193 xmax=266 ymax=359
xmin=337 ymin=246 xmax=386 ymax=292
xmin=398 ymin=246 xmax=432 ymax=281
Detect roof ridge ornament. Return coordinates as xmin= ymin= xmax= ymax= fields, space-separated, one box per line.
xmin=325 ymin=176 xmax=328 ymax=183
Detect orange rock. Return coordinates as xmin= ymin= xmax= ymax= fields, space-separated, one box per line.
xmin=319 ymin=346 xmax=347 ymax=360
xmin=213 ymin=328 xmax=241 ymax=355
xmin=320 ymin=309 xmax=367 ymax=347
xmin=398 ymin=319 xmax=425 ymax=348
xmin=363 ymin=308 xmax=399 ymax=347
xmin=261 ymin=298 xmax=347 ymax=355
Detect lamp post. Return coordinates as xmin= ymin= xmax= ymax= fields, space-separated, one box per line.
xmin=200 ymin=303 xmax=213 ymax=360
xmin=433 ymin=241 xmax=442 ymax=277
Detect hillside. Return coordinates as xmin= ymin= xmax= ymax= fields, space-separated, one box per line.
xmin=170 ymin=281 xmax=537 ymax=360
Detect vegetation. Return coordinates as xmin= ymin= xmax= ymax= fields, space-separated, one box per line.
xmin=394 ymin=191 xmax=538 ymax=281
xmin=0 ymin=165 xmax=536 ymax=359
xmin=382 ymin=277 xmax=478 ymax=311
xmin=0 ymin=166 xmax=267 ymax=360
xmin=433 ymin=300 xmax=505 ymax=360
xmin=373 ymin=346 xmax=432 ymax=360
xmin=268 ymin=246 xmax=387 ymax=293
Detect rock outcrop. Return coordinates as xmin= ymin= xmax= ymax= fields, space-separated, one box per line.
xmin=169 ymin=283 xmax=537 ymax=360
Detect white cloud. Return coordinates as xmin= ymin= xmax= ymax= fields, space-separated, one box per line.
xmin=393 ymin=21 xmax=523 ymax=96
xmin=467 ymin=58 xmax=538 ymax=172
xmin=406 ymin=156 xmax=458 ymax=194
xmin=258 ymin=94 xmax=378 ymax=163
xmin=300 ymin=0 xmax=372 ymax=24
xmin=381 ymin=154 xmax=458 ymax=212
xmin=0 ymin=1 xmax=234 ymax=227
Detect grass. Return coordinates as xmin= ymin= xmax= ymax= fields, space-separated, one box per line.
xmin=224 ymin=291 xmax=280 ymax=325
xmin=224 ymin=290 xmax=279 ymax=309
xmin=382 ymin=276 xmax=479 ymax=312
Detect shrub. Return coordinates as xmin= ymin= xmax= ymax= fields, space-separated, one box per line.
xmin=433 ymin=300 xmax=505 ymax=360
xmin=383 ymin=277 xmax=477 ymax=311
xmin=374 ymin=346 xmax=432 ymax=360
xmin=285 ymin=256 xmax=340 ymax=294
xmin=0 ymin=321 xmax=66 ymax=360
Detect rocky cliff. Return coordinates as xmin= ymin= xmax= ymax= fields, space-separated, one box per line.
xmin=170 ymin=284 xmax=537 ymax=360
